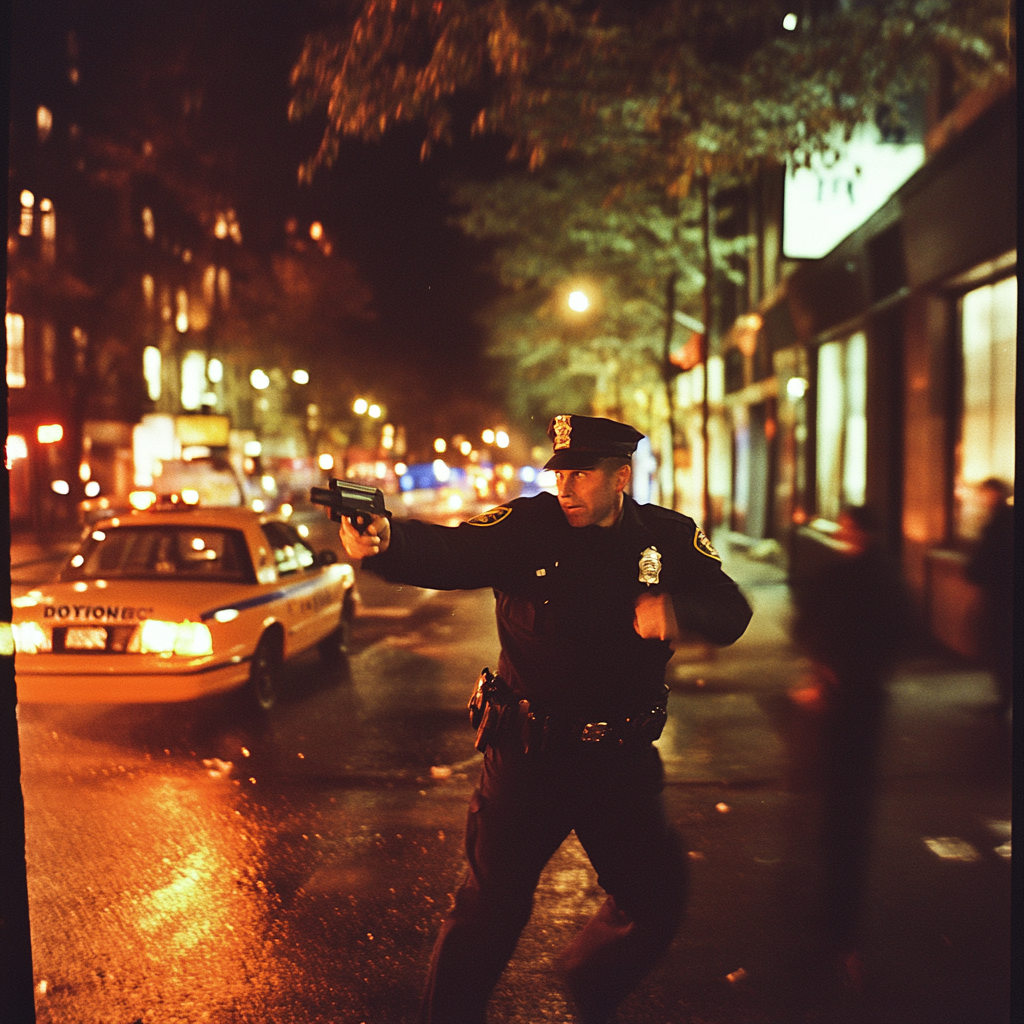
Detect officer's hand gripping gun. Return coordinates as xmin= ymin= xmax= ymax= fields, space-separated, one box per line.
xmin=310 ymin=479 xmax=391 ymax=533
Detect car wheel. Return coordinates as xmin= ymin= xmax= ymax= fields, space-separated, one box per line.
xmin=248 ymin=633 xmax=281 ymax=711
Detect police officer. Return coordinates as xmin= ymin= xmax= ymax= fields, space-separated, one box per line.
xmin=339 ymin=414 xmax=752 ymax=1024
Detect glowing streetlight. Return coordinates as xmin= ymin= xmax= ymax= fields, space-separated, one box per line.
xmin=292 ymin=369 xmax=309 ymax=385
xmin=368 ymin=403 xmax=382 ymax=419
xmin=567 ymin=289 xmax=590 ymax=313
xmin=481 ymin=429 xmax=495 ymax=445
xmin=434 ymin=438 xmax=447 ymax=454
xmin=250 ymin=369 xmax=270 ymax=390
xmin=353 ymin=398 xmax=369 ymax=415
xmin=495 ymin=430 xmax=510 ymax=449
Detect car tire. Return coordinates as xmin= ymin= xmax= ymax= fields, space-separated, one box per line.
xmin=248 ymin=632 xmax=281 ymax=711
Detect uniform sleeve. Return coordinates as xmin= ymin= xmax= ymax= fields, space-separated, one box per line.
xmin=666 ymin=525 xmax=752 ymax=646
xmin=360 ymin=502 xmax=528 ymax=591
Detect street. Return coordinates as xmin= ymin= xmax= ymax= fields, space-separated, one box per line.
xmin=13 ymin=531 xmax=1013 ymax=1024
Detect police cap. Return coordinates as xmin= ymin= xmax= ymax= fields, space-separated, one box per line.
xmin=543 ymin=415 xmax=644 ymax=470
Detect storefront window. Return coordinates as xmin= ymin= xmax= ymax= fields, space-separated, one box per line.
xmin=955 ymin=275 xmax=1016 ymax=540
xmin=815 ymin=331 xmax=867 ymax=522
xmin=6 ymin=313 xmax=26 ymax=387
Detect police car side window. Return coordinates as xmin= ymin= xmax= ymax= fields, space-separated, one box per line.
xmin=260 ymin=522 xmax=316 ymax=576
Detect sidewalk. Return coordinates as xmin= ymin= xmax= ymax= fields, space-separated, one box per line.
xmin=10 ymin=528 xmax=82 ymax=586
xmin=643 ymin=534 xmax=1013 ymax=1024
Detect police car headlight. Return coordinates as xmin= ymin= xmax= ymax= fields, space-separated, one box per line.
xmin=12 ymin=621 xmax=52 ymax=654
xmin=131 ymin=619 xmax=213 ymax=656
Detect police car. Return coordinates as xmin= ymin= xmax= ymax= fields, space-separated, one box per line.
xmin=12 ymin=503 xmax=357 ymax=711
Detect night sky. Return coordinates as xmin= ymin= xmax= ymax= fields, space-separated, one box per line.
xmin=12 ymin=0 xmax=510 ymax=426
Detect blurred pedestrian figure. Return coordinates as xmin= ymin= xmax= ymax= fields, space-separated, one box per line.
xmin=791 ymin=505 xmax=915 ymax=985
xmin=965 ymin=478 xmax=1014 ymax=719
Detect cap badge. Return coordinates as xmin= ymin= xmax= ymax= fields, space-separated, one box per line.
xmin=638 ymin=546 xmax=662 ymax=585
xmin=552 ymin=415 xmax=572 ymax=450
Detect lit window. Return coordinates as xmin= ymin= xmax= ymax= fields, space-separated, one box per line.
xmin=73 ymin=326 xmax=87 ymax=374
xmin=6 ymin=313 xmax=26 ymax=388
xmin=217 ymin=267 xmax=230 ymax=307
xmin=38 ymin=424 xmax=64 ymax=444
xmin=37 ymin=106 xmax=53 ymax=142
xmin=19 ymin=190 xmax=34 ymax=236
xmin=203 ymin=264 xmax=217 ymax=304
xmin=40 ymin=199 xmax=56 ymax=262
xmin=955 ymin=275 xmax=1017 ymax=539
xmin=180 ymin=351 xmax=207 ymax=411
xmin=175 ymin=289 xmax=189 ymax=333
xmin=815 ymin=331 xmax=867 ymax=521
xmin=6 ymin=435 xmax=29 ymax=468
xmin=42 ymin=322 xmax=57 ymax=384
xmin=143 ymin=346 xmax=162 ymax=401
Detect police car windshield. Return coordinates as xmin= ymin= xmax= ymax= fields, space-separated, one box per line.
xmin=61 ymin=526 xmax=256 ymax=584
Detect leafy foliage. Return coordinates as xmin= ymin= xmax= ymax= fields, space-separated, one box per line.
xmin=449 ymin=154 xmax=749 ymax=425
xmin=292 ymin=0 xmax=1013 ymax=182
xmin=290 ymin=0 xmax=1013 ymax=431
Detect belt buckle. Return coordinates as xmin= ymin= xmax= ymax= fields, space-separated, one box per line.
xmin=580 ymin=721 xmax=611 ymax=743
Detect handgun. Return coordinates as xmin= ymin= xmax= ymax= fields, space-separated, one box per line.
xmin=310 ymin=479 xmax=391 ymax=533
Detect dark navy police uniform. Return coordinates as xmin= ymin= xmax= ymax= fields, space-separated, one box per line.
xmin=362 ymin=416 xmax=752 ymax=1024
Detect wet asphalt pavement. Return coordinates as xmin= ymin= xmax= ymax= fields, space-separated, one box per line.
xmin=11 ymin=523 xmax=1013 ymax=1024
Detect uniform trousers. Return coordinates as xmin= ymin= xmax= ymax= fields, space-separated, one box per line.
xmin=418 ymin=733 xmax=687 ymax=1024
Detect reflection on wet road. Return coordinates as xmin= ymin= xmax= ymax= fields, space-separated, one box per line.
xmin=16 ymin=565 xmax=1012 ymax=1024
xmin=19 ymin=579 xmax=497 ymax=1024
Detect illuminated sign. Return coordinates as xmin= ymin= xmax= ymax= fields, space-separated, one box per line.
xmin=783 ymin=122 xmax=924 ymax=260
xmin=175 ymin=414 xmax=230 ymax=447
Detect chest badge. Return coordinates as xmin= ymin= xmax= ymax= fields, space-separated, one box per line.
xmin=638 ymin=546 xmax=662 ymax=585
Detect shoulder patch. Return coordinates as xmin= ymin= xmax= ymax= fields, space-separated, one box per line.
xmin=466 ymin=506 xmax=513 ymax=527
xmin=693 ymin=527 xmax=721 ymax=561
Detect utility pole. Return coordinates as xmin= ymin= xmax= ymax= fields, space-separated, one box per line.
xmin=699 ymin=173 xmax=713 ymax=533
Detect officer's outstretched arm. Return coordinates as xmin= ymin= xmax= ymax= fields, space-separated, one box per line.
xmin=339 ymin=514 xmax=391 ymax=559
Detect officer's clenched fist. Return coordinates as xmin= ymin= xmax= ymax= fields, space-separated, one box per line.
xmin=339 ymin=514 xmax=391 ymax=560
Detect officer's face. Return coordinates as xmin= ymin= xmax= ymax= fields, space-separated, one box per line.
xmin=555 ymin=462 xmax=631 ymax=528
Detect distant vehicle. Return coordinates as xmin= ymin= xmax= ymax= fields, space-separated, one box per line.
xmin=79 ymin=455 xmax=266 ymax=524
xmin=12 ymin=503 xmax=357 ymax=711
xmin=148 ymin=456 xmax=249 ymax=507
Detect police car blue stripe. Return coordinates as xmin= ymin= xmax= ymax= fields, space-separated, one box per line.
xmin=199 ymin=576 xmax=326 ymax=622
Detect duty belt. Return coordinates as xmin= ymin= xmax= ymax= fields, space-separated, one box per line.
xmin=468 ymin=667 xmax=668 ymax=754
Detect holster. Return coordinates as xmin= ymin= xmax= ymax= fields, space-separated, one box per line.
xmin=468 ymin=667 xmax=507 ymax=753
